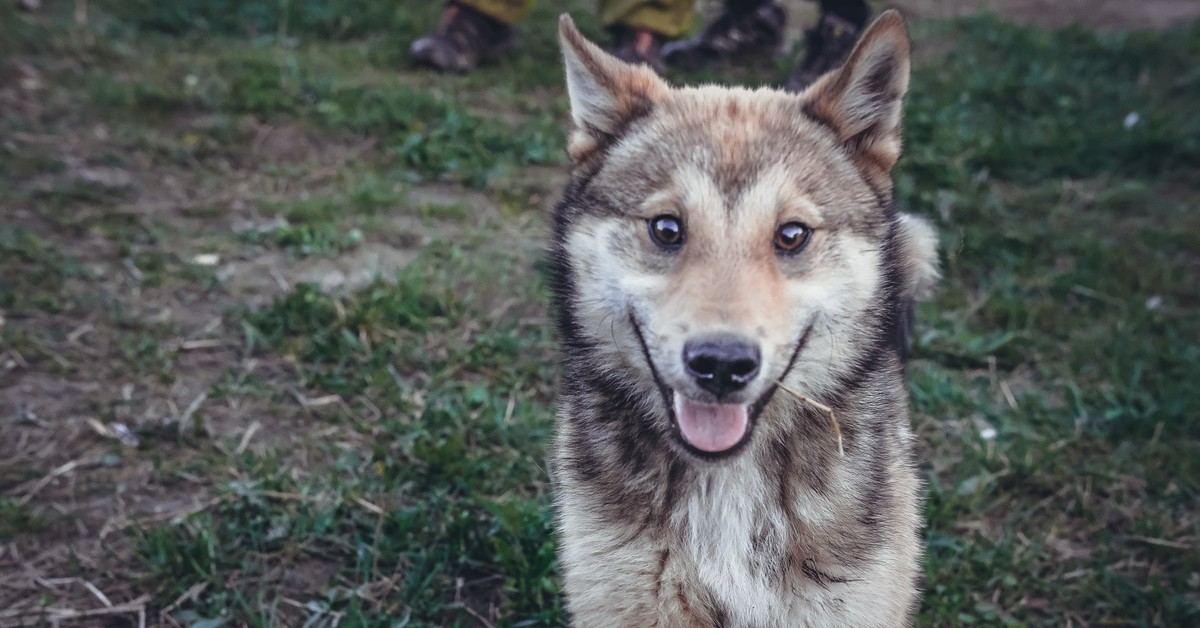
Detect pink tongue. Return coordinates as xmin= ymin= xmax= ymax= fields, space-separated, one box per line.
xmin=673 ymin=392 xmax=750 ymax=453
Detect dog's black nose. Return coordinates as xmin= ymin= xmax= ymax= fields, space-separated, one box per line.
xmin=683 ymin=337 xmax=761 ymax=397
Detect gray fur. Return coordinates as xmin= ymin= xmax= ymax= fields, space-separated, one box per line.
xmin=549 ymin=12 xmax=938 ymax=627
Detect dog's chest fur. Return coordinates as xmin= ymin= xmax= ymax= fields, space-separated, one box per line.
xmin=554 ymin=407 xmax=921 ymax=628
xmin=676 ymin=464 xmax=792 ymax=624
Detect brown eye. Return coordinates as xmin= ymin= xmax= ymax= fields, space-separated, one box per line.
xmin=774 ymin=222 xmax=811 ymax=254
xmin=648 ymin=215 xmax=684 ymax=248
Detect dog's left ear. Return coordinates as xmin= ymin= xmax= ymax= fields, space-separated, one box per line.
xmin=800 ymin=10 xmax=910 ymax=193
xmin=558 ymin=14 xmax=668 ymax=165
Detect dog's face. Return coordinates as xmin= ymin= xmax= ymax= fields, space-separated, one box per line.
xmin=553 ymin=12 xmax=937 ymax=459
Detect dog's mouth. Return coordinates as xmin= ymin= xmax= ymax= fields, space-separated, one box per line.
xmin=629 ymin=312 xmax=813 ymax=459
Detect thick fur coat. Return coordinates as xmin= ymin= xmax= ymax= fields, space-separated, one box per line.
xmin=547 ymin=11 xmax=939 ymax=627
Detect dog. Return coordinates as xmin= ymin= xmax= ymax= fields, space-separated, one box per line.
xmin=547 ymin=10 xmax=938 ymax=627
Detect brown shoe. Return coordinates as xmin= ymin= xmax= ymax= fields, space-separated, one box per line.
xmin=662 ymin=1 xmax=786 ymax=71
xmin=609 ymin=25 xmax=667 ymax=75
xmin=409 ymin=3 xmax=515 ymax=73
xmin=785 ymin=12 xmax=863 ymax=92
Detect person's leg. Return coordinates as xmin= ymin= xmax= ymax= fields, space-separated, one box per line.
xmin=818 ymin=0 xmax=869 ymax=29
xmin=661 ymin=0 xmax=787 ymax=70
xmin=409 ymin=0 xmax=535 ymax=73
xmin=599 ymin=0 xmax=695 ymax=38
xmin=457 ymin=0 xmax=537 ymax=24
xmin=785 ymin=0 xmax=870 ymax=91
xmin=598 ymin=0 xmax=696 ymax=73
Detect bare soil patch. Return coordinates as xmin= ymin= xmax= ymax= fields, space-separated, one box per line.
xmin=770 ymin=0 xmax=1200 ymax=34
xmin=891 ymin=0 xmax=1200 ymax=31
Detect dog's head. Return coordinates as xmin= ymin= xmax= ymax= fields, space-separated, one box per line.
xmin=551 ymin=12 xmax=938 ymax=459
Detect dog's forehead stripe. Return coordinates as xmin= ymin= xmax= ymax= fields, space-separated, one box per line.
xmin=570 ymin=87 xmax=888 ymax=238
xmin=735 ymin=164 xmax=826 ymax=226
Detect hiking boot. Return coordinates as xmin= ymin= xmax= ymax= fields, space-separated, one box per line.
xmin=662 ymin=1 xmax=786 ymax=70
xmin=409 ymin=3 xmax=515 ymax=73
xmin=785 ymin=12 xmax=863 ymax=92
xmin=609 ymin=25 xmax=667 ymax=75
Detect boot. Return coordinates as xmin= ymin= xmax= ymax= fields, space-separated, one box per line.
xmin=784 ymin=12 xmax=863 ymax=92
xmin=662 ymin=1 xmax=786 ymax=70
xmin=409 ymin=3 xmax=515 ymax=73
xmin=609 ymin=24 xmax=668 ymax=75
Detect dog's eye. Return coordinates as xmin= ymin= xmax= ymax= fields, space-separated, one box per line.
xmin=648 ymin=215 xmax=685 ymax=248
xmin=774 ymin=222 xmax=811 ymax=254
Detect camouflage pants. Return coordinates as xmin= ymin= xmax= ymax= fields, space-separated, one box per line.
xmin=457 ymin=0 xmax=696 ymax=38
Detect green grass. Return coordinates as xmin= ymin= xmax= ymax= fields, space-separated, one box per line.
xmin=0 ymin=226 xmax=84 ymax=313
xmin=0 ymin=498 xmax=44 ymax=540
xmin=2 ymin=1 xmax=1197 ymax=626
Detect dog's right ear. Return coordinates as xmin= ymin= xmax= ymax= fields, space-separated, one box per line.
xmin=558 ymin=14 xmax=667 ymax=164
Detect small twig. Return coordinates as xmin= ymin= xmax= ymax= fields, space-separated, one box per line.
xmin=270 ymin=267 xmax=289 ymax=291
xmin=301 ymin=394 xmax=342 ymax=408
xmin=354 ymin=496 xmax=385 ymax=516
xmin=66 ymin=323 xmax=94 ymax=344
xmin=1127 ymin=535 xmax=1193 ymax=550
xmin=3 ymin=349 xmax=29 ymax=369
xmin=81 ymin=580 xmax=113 ymax=608
xmin=452 ymin=603 xmax=497 ymax=628
xmin=0 ymin=594 xmax=152 ymax=624
xmin=99 ymin=497 xmax=220 ymax=538
xmin=122 ymin=258 xmax=144 ymax=283
xmin=179 ymin=339 xmax=228 ymax=351
xmin=259 ymin=490 xmax=327 ymax=503
xmin=177 ymin=391 xmax=209 ymax=435
xmin=999 ymin=380 xmax=1019 ymax=410
xmin=288 ymin=388 xmax=343 ymax=409
xmin=503 ymin=391 xmax=517 ymax=425
xmin=84 ymin=418 xmax=137 ymax=446
xmin=235 ymin=421 xmax=262 ymax=455
xmin=17 ymin=459 xmax=94 ymax=505
xmin=159 ymin=582 xmax=208 ymax=623
xmin=775 ymin=381 xmax=844 ymax=457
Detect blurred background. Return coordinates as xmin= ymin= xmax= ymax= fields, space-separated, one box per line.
xmin=1 ymin=0 xmax=1197 ymax=625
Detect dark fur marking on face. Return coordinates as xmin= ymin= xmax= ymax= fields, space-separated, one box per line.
xmin=628 ymin=311 xmax=675 ymax=419
xmin=601 ymin=93 xmax=655 ymax=149
xmin=653 ymin=548 xmax=670 ymax=606
xmin=816 ymin=210 xmax=912 ymax=419
xmin=661 ymin=460 xmax=687 ymax=524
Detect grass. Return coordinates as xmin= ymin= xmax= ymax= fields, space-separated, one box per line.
xmin=0 ymin=1 xmax=1197 ymax=626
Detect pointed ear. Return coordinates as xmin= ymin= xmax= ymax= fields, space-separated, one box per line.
xmin=801 ymin=10 xmax=911 ymax=193
xmin=558 ymin=14 xmax=668 ymax=164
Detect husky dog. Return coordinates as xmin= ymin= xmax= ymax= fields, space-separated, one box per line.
xmin=547 ymin=10 xmax=938 ymax=627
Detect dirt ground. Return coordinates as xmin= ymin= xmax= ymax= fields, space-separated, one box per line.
xmin=890 ymin=0 xmax=1200 ymax=30
xmin=763 ymin=0 xmax=1200 ymax=31
xmin=763 ymin=0 xmax=1200 ymax=53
